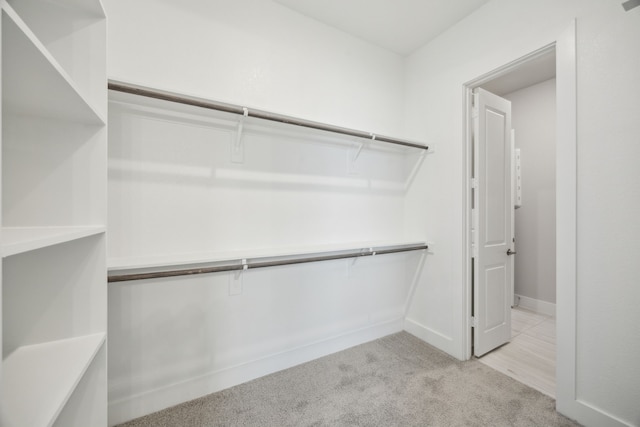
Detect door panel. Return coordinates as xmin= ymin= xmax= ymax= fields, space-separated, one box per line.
xmin=485 ymin=109 xmax=507 ymax=246
xmin=473 ymin=88 xmax=513 ymax=357
xmin=485 ymin=265 xmax=507 ymax=330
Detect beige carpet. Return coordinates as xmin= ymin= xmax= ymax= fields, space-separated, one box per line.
xmin=117 ymin=332 xmax=579 ymax=426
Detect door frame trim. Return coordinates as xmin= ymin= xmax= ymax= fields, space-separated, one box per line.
xmin=461 ymin=21 xmax=580 ymax=421
xmin=461 ymin=41 xmax=557 ymax=360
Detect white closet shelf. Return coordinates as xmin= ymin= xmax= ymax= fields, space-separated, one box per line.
xmin=108 ymin=240 xmax=428 ymax=282
xmin=109 ymin=240 xmax=427 ymax=271
xmin=1 ymin=333 xmax=106 ymax=427
xmin=109 ymin=81 xmax=429 ymax=150
xmin=1 ymin=2 xmax=105 ymax=125
xmin=1 ymin=226 xmax=106 ymax=257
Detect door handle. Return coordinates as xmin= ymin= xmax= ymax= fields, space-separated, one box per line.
xmin=507 ymin=249 xmax=517 ymax=256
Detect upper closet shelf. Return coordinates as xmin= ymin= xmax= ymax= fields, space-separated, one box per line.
xmin=108 ymin=81 xmax=429 ymax=151
xmin=0 ymin=333 xmax=105 ymax=427
xmin=1 ymin=2 xmax=105 ymax=125
xmin=1 ymin=226 xmax=106 ymax=258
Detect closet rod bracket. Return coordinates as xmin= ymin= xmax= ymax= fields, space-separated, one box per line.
xmin=231 ymin=107 xmax=249 ymax=163
xmin=349 ymin=135 xmax=375 ymax=173
xmin=353 ymin=134 xmax=376 ymax=163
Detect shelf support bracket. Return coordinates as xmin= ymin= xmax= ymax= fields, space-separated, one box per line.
xmin=355 ymin=134 xmax=377 ymax=162
xmin=348 ymin=134 xmax=376 ymax=174
xmin=231 ymin=107 xmax=249 ymax=164
xmin=352 ymin=140 xmax=366 ymax=163
xmin=229 ymin=259 xmax=247 ymax=296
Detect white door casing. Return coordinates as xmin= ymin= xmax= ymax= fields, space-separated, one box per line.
xmin=511 ymin=130 xmax=516 ymax=307
xmin=473 ymin=88 xmax=513 ymax=357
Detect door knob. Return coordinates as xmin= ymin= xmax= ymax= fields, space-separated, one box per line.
xmin=507 ymin=249 xmax=517 ymax=256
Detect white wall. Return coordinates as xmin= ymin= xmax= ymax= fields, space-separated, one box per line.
xmin=403 ymin=0 xmax=640 ymax=426
xmin=104 ymin=1 xmax=422 ymax=424
xmin=504 ymin=78 xmax=556 ymax=305
xmin=105 ymin=0 xmax=405 ymax=137
xmin=105 ymin=0 xmax=640 ymax=426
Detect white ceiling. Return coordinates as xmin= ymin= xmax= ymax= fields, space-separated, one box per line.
xmin=273 ymin=0 xmax=491 ymax=55
xmin=480 ymin=50 xmax=556 ymax=96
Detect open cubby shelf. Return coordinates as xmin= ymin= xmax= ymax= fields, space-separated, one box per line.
xmin=1 ymin=0 xmax=107 ymax=426
xmin=2 ymin=3 xmax=105 ymax=124
xmin=1 ymin=334 xmax=106 ymax=427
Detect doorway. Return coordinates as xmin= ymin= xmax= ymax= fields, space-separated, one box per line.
xmin=464 ymin=45 xmax=558 ymax=397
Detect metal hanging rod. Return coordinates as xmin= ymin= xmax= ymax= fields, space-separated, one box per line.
xmin=108 ymin=243 xmax=428 ymax=283
xmin=108 ymin=81 xmax=429 ymax=151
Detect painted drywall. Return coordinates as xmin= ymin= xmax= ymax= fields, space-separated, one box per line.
xmin=104 ymin=0 xmax=640 ymax=425
xmin=105 ymin=0 xmax=405 ymax=137
xmin=103 ymin=0 xmax=418 ymax=424
xmin=503 ymin=78 xmax=556 ymax=306
xmin=402 ymin=0 xmax=640 ymax=425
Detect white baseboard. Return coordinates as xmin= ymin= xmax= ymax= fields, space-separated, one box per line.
xmin=403 ymin=318 xmax=456 ymax=358
xmin=557 ymin=395 xmax=633 ymax=427
xmin=108 ymin=318 xmax=404 ymax=426
xmin=514 ymin=294 xmax=556 ymax=317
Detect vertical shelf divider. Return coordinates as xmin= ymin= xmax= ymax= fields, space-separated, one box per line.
xmin=1 ymin=0 xmax=107 ymax=426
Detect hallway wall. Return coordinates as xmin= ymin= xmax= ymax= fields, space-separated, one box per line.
xmin=504 ymin=78 xmax=556 ymax=306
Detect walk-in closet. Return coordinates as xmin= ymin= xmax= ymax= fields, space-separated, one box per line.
xmin=1 ymin=1 xmax=638 ymax=426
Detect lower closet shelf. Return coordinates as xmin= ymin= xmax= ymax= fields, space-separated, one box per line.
xmin=1 ymin=333 xmax=106 ymax=427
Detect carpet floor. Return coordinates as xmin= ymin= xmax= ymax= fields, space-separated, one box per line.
xmin=117 ymin=332 xmax=580 ymax=426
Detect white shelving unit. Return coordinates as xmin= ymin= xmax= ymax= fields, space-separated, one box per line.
xmin=1 ymin=0 xmax=107 ymax=426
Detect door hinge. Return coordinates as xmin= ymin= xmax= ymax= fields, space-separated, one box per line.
xmin=470 ymin=178 xmax=478 ymax=189
xmin=471 ymin=316 xmax=478 ymax=328
xmin=471 ymin=92 xmax=479 ymax=119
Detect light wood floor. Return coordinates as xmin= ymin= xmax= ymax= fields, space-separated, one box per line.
xmin=478 ymin=307 xmax=556 ymax=398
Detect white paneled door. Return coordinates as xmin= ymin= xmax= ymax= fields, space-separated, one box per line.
xmin=473 ymin=88 xmax=513 ymax=357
